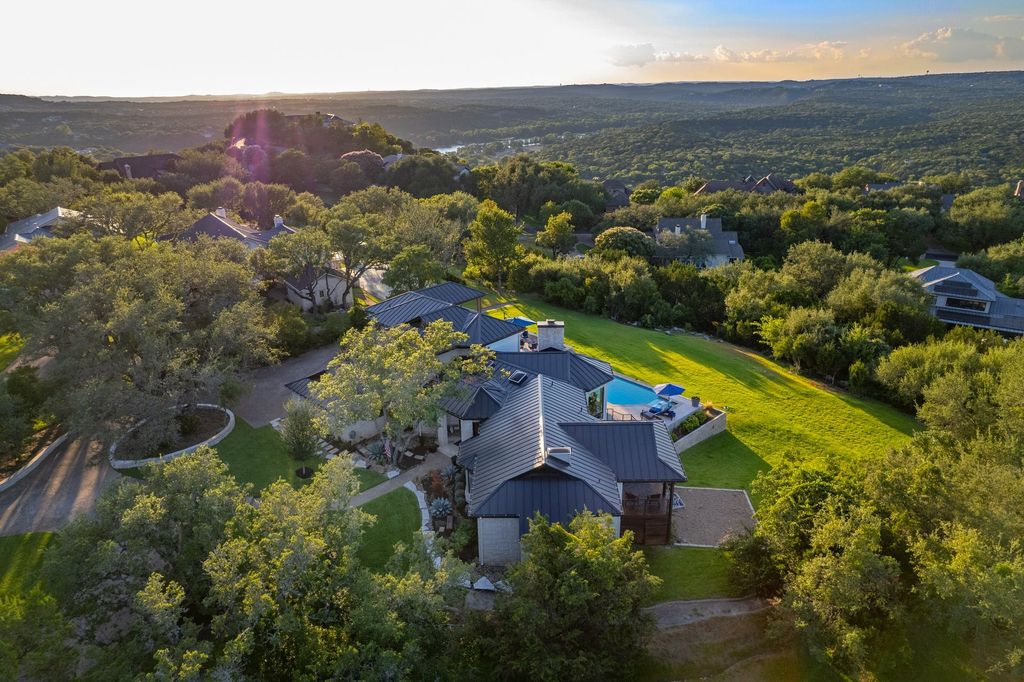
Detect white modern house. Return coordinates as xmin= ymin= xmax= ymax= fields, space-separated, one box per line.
xmin=910 ymin=265 xmax=1024 ymax=335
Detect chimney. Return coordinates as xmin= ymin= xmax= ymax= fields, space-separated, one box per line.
xmin=700 ymin=213 xmax=707 ymax=229
xmin=536 ymin=319 xmax=565 ymax=351
xmin=215 ymin=207 xmax=227 ymax=218
xmin=124 ymin=163 xmax=133 ymax=180
xmin=273 ymin=215 xmax=284 ymax=228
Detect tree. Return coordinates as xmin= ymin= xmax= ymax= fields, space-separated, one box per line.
xmin=270 ymin=148 xmax=316 ymax=192
xmin=69 ymin=189 xmax=196 ymax=241
xmin=593 ymin=226 xmax=654 ymax=261
xmin=535 ymin=210 xmax=576 ymax=257
xmin=185 ymin=176 xmax=245 ymax=212
xmin=279 ymin=397 xmax=326 ymax=460
xmin=313 ymin=320 xmax=492 ymax=459
xmin=268 ymin=227 xmax=340 ymax=310
xmin=241 ymin=181 xmax=296 ymax=228
xmin=0 ymin=235 xmax=275 ymax=446
xmin=386 ymin=153 xmax=458 ymax=197
xmin=629 ymin=186 xmax=660 ymax=204
xmin=463 ymin=200 xmax=524 ymax=291
xmin=474 ymin=512 xmax=659 ymax=681
xmin=321 ymin=191 xmax=401 ymax=307
xmin=383 ymin=245 xmax=445 ymax=293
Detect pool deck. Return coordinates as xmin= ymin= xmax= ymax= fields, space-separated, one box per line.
xmin=606 ymin=399 xmax=700 ymax=430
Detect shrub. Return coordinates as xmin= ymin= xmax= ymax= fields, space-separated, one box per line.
xmin=280 ymin=397 xmax=325 ymax=461
xmin=429 ymin=498 xmax=453 ymax=518
xmin=176 ymin=411 xmax=201 ymax=439
xmin=348 ymin=305 xmax=369 ymax=330
xmin=365 ymin=440 xmax=389 ymax=466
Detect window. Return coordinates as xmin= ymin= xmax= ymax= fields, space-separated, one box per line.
xmin=944 ymin=297 xmax=987 ymax=312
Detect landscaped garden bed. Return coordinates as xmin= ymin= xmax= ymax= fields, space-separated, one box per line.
xmin=116 ymin=405 xmax=229 ymax=460
xmin=670 ymin=409 xmax=712 ymax=441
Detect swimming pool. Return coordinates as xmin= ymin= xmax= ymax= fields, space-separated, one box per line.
xmin=606 ymin=377 xmax=658 ymax=405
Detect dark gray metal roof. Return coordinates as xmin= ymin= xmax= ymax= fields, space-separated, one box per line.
xmin=910 ymin=265 xmax=1024 ymax=334
xmin=420 ymin=306 xmax=522 ymax=347
xmin=475 ymin=475 xmax=619 ymax=532
xmin=175 ymin=213 xmax=295 ymax=248
xmin=458 ymin=376 xmax=621 ymax=517
xmin=442 ymin=381 xmax=505 ymax=420
xmin=560 ymin=421 xmax=685 ymax=482
xmin=657 ymin=217 xmax=745 ymax=262
xmin=414 ymin=281 xmax=484 ymax=306
xmin=366 ymin=292 xmax=453 ymax=326
xmin=492 ymin=350 xmax=613 ymax=393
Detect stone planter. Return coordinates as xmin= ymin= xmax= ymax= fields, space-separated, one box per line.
xmin=108 ymin=404 xmax=235 ymax=470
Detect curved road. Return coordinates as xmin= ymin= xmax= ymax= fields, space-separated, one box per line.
xmin=0 ymin=436 xmax=121 ymax=536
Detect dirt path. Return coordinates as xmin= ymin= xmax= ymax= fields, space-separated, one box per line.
xmin=644 ymin=597 xmax=767 ymax=630
xmin=0 ymin=436 xmax=121 ymax=536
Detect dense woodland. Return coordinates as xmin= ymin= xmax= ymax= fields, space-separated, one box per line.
xmin=1 ymin=99 xmax=1024 ymax=679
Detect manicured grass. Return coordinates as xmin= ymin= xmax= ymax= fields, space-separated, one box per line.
xmin=0 ymin=332 xmax=24 ymax=371
xmin=357 ymin=487 xmax=422 ymax=572
xmin=512 ymin=297 xmax=920 ymax=494
xmin=643 ymin=546 xmax=741 ymax=603
xmin=0 ymin=532 xmax=54 ymax=598
xmin=899 ymin=257 xmax=939 ymax=272
xmin=214 ymin=420 xmax=385 ymax=494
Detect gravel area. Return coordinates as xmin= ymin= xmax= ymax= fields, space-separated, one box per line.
xmin=673 ymin=487 xmax=754 ymax=547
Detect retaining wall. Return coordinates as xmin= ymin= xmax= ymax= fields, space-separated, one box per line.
xmin=109 ymin=404 xmax=235 ymax=469
xmin=673 ymin=408 xmax=727 ymax=454
xmin=0 ymin=433 xmax=70 ymax=494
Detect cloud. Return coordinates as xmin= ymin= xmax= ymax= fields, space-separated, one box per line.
xmin=984 ymin=15 xmax=1024 ymax=22
xmin=711 ymin=40 xmax=847 ymax=63
xmin=901 ymin=27 xmax=1024 ymax=61
xmin=609 ymin=43 xmax=709 ymax=66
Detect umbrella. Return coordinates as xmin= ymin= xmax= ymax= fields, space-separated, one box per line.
xmin=653 ymin=382 xmax=684 ymax=397
xmin=508 ymin=316 xmax=536 ymax=328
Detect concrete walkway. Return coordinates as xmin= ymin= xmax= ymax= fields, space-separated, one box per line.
xmin=0 ymin=436 xmax=121 ymax=536
xmin=644 ymin=597 xmax=767 ymax=630
xmin=234 ymin=345 xmax=339 ymax=427
xmin=351 ymin=451 xmax=451 ymax=507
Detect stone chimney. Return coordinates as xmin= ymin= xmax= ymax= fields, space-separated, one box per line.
xmin=123 ymin=163 xmax=133 ymax=180
xmin=700 ymin=213 xmax=707 ymax=229
xmin=215 ymin=207 xmax=227 ymax=218
xmin=273 ymin=215 xmax=284 ymax=228
xmin=537 ymin=319 xmax=565 ymax=351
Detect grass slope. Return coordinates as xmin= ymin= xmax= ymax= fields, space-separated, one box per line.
xmin=357 ymin=487 xmax=422 ymax=572
xmin=0 ymin=332 xmax=24 ymax=372
xmin=0 ymin=532 xmax=54 ymax=598
xmin=214 ymin=419 xmax=385 ymax=493
xmin=511 ymin=297 xmax=919 ymax=493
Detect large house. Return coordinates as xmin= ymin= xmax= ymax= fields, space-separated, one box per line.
xmin=694 ymin=173 xmax=797 ymax=196
xmin=174 ymin=209 xmax=349 ymax=311
xmin=603 ymin=179 xmax=631 ymax=209
xmin=911 ymin=265 xmax=1024 ymax=335
xmin=655 ymin=214 xmax=744 ymax=267
xmin=98 ymin=153 xmax=180 ymax=179
xmin=1 ymin=207 xmax=79 ymax=252
xmin=364 ymin=285 xmax=687 ymax=563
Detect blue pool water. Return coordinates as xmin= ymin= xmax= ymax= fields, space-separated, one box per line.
xmin=606 ymin=377 xmax=658 ymax=405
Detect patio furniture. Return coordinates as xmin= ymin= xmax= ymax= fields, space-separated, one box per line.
xmin=654 ymin=382 xmax=685 ymax=397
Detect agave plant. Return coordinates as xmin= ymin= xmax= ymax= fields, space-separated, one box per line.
xmin=430 ymin=497 xmax=453 ymax=519
xmin=365 ymin=440 xmax=389 ymax=466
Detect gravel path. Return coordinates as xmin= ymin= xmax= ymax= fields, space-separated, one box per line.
xmin=673 ymin=487 xmax=755 ymax=546
xmin=644 ymin=597 xmax=767 ymax=629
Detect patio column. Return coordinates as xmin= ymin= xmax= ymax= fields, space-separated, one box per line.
xmin=437 ymin=415 xmax=448 ymax=447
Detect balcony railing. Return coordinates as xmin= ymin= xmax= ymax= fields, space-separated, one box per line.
xmin=622 ymin=496 xmax=671 ymax=516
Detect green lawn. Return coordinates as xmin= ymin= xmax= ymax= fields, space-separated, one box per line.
xmin=0 ymin=332 xmax=24 ymax=371
xmin=899 ymin=257 xmax=939 ymax=272
xmin=357 ymin=487 xmax=422 ymax=572
xmin=0 ymin=532 xmax=54 ymax=598
xmin=214 ymin=419 xmax=385 ymax=493
xmin=511 ymin=297 xmax=919 ymax=493
xmin=643 ymin=546 xmax=741 ymax=603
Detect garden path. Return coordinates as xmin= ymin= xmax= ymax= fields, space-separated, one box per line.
xmin=350 ymin=451 xmax=450 ymax=507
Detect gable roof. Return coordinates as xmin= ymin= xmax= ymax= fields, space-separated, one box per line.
xmin=656 ymin=216 xmax=745 ymax=261
xmin=98 ymin=153 xmax=180 ymax=179
xmin=1 ymin=206 xmax=79 ymax=252
xmin=420 ymin=306 xmax=522 ymax=347
xmin=457 ymin=372 xmax=685 ymax=524
xmin=174 ymin=212 xmax=295 ymax=248
xmin=910 ymin=265 xmax=1024 ymax=334
xmin=694 ymin=174 xmax=797 ymax=196
xmin=366 ymin=283 xmax=517 ymax=345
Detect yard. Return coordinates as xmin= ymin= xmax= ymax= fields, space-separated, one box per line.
xmin=213 ymin=419 xmax=385 ymax=493
xmin=643 ymin=546 xmax=740 ymax=603
xmin=501 ymin=297 xmax=919 ymax=493
xmin=357 ymin=487 xmax=422 ymax=572
xmin=0 ymin=531 xmax=54 ymax=598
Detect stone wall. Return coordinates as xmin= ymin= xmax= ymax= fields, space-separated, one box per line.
xmin=109 ymin=404 xmax=235 ymax=469
xmin=673 ymin=408 xmax=727 ymax=454
xmin=0 ymin=433 xmax=69 ymax=493
xmin=477 ymin=517 xmax=521 ymax=565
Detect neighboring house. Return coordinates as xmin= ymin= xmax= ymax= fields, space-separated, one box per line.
xmin=454 ymin=320 xmax=686 ymax=564
xmin=98 ymin=153 xmax=180 ymax=179
xmin=654 ymin=214 xmax=744 ymax=267
xmin=694 ymin=173 xmax=798 ymax=196
xmin=0 ymin=206 xmax=79 ymax=252
xmin=603 ymin=179 xmax=631 ymax=209
xmin=910 ymin=265 xmax=1024 ymax=335
xmin=172 ymin=209 xmax=349 ymax=311
xmin=366 ymin=282 xmax=523 ymax=356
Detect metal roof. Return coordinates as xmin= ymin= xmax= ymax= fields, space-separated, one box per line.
xmin=910 ymin=266 xmax=1024 ymax=334
xmin=420 ymin=306 xmax=522 ymax=347
xmin=475 ymin=475 xmax=619 ymax=532
xmin=414 ymin=281 xmax=484 ymax=305
xmin=491 ymin=350 xmax=613 ymax=392
xmin=175 ymin=213 xmax=295 ymax=249
xmin=367 ymin=292 xmax=455 ymax=327
xmin=560 ymin=421 xmax=685 ymax=482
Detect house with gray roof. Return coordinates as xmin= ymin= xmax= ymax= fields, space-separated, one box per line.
xmin=1 ymin=206 xmax=79 ymax=252
xmin=910 ymin=265 xmax=1024 ymax=335
xmin=694 ymin=173 xmax=797 ymax=196
xmin=655 ymin=214 xmax=744 ymax=268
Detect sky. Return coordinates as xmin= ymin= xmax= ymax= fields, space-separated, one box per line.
xmin=5 ymin=0 xmax=1024 ymax=96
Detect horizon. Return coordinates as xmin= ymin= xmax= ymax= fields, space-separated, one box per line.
xmin=5 ymin=0 xmax=1024 ymax=97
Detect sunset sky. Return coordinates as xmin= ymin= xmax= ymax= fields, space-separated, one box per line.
xmin=6 ymin=0 xmax=1024 ymax=96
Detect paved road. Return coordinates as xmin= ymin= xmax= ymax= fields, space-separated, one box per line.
xmin=643 ymin=597 xmax=767 ymax=630
xmin=351 ymin=451 xmax=451 ymax=507
xmin=0 ymin=436 xmax=121 ymax=536
xmin=234 ymin=345 xmax=339 ymax=427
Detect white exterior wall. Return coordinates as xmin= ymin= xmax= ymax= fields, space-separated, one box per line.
xmin=478 ymin=517 xmax=522 ymax=565
xmin=460 ymin=419 xmax=474 ymax=443
xmin=487 ymin=334 xmax=520 ymax=353
xmin=286 ymin=274 xmax=352 ymax=312
xmin=611 ymin=516 xmax=621 ymax=536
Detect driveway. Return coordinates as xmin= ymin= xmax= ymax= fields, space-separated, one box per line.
xmin=359 ymin=268 xmax=391 ymax=301
xmin=233 ymin=345 xmax=339 ymax=426
xmin=0 ymin=436 xmax=121 ymax=536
